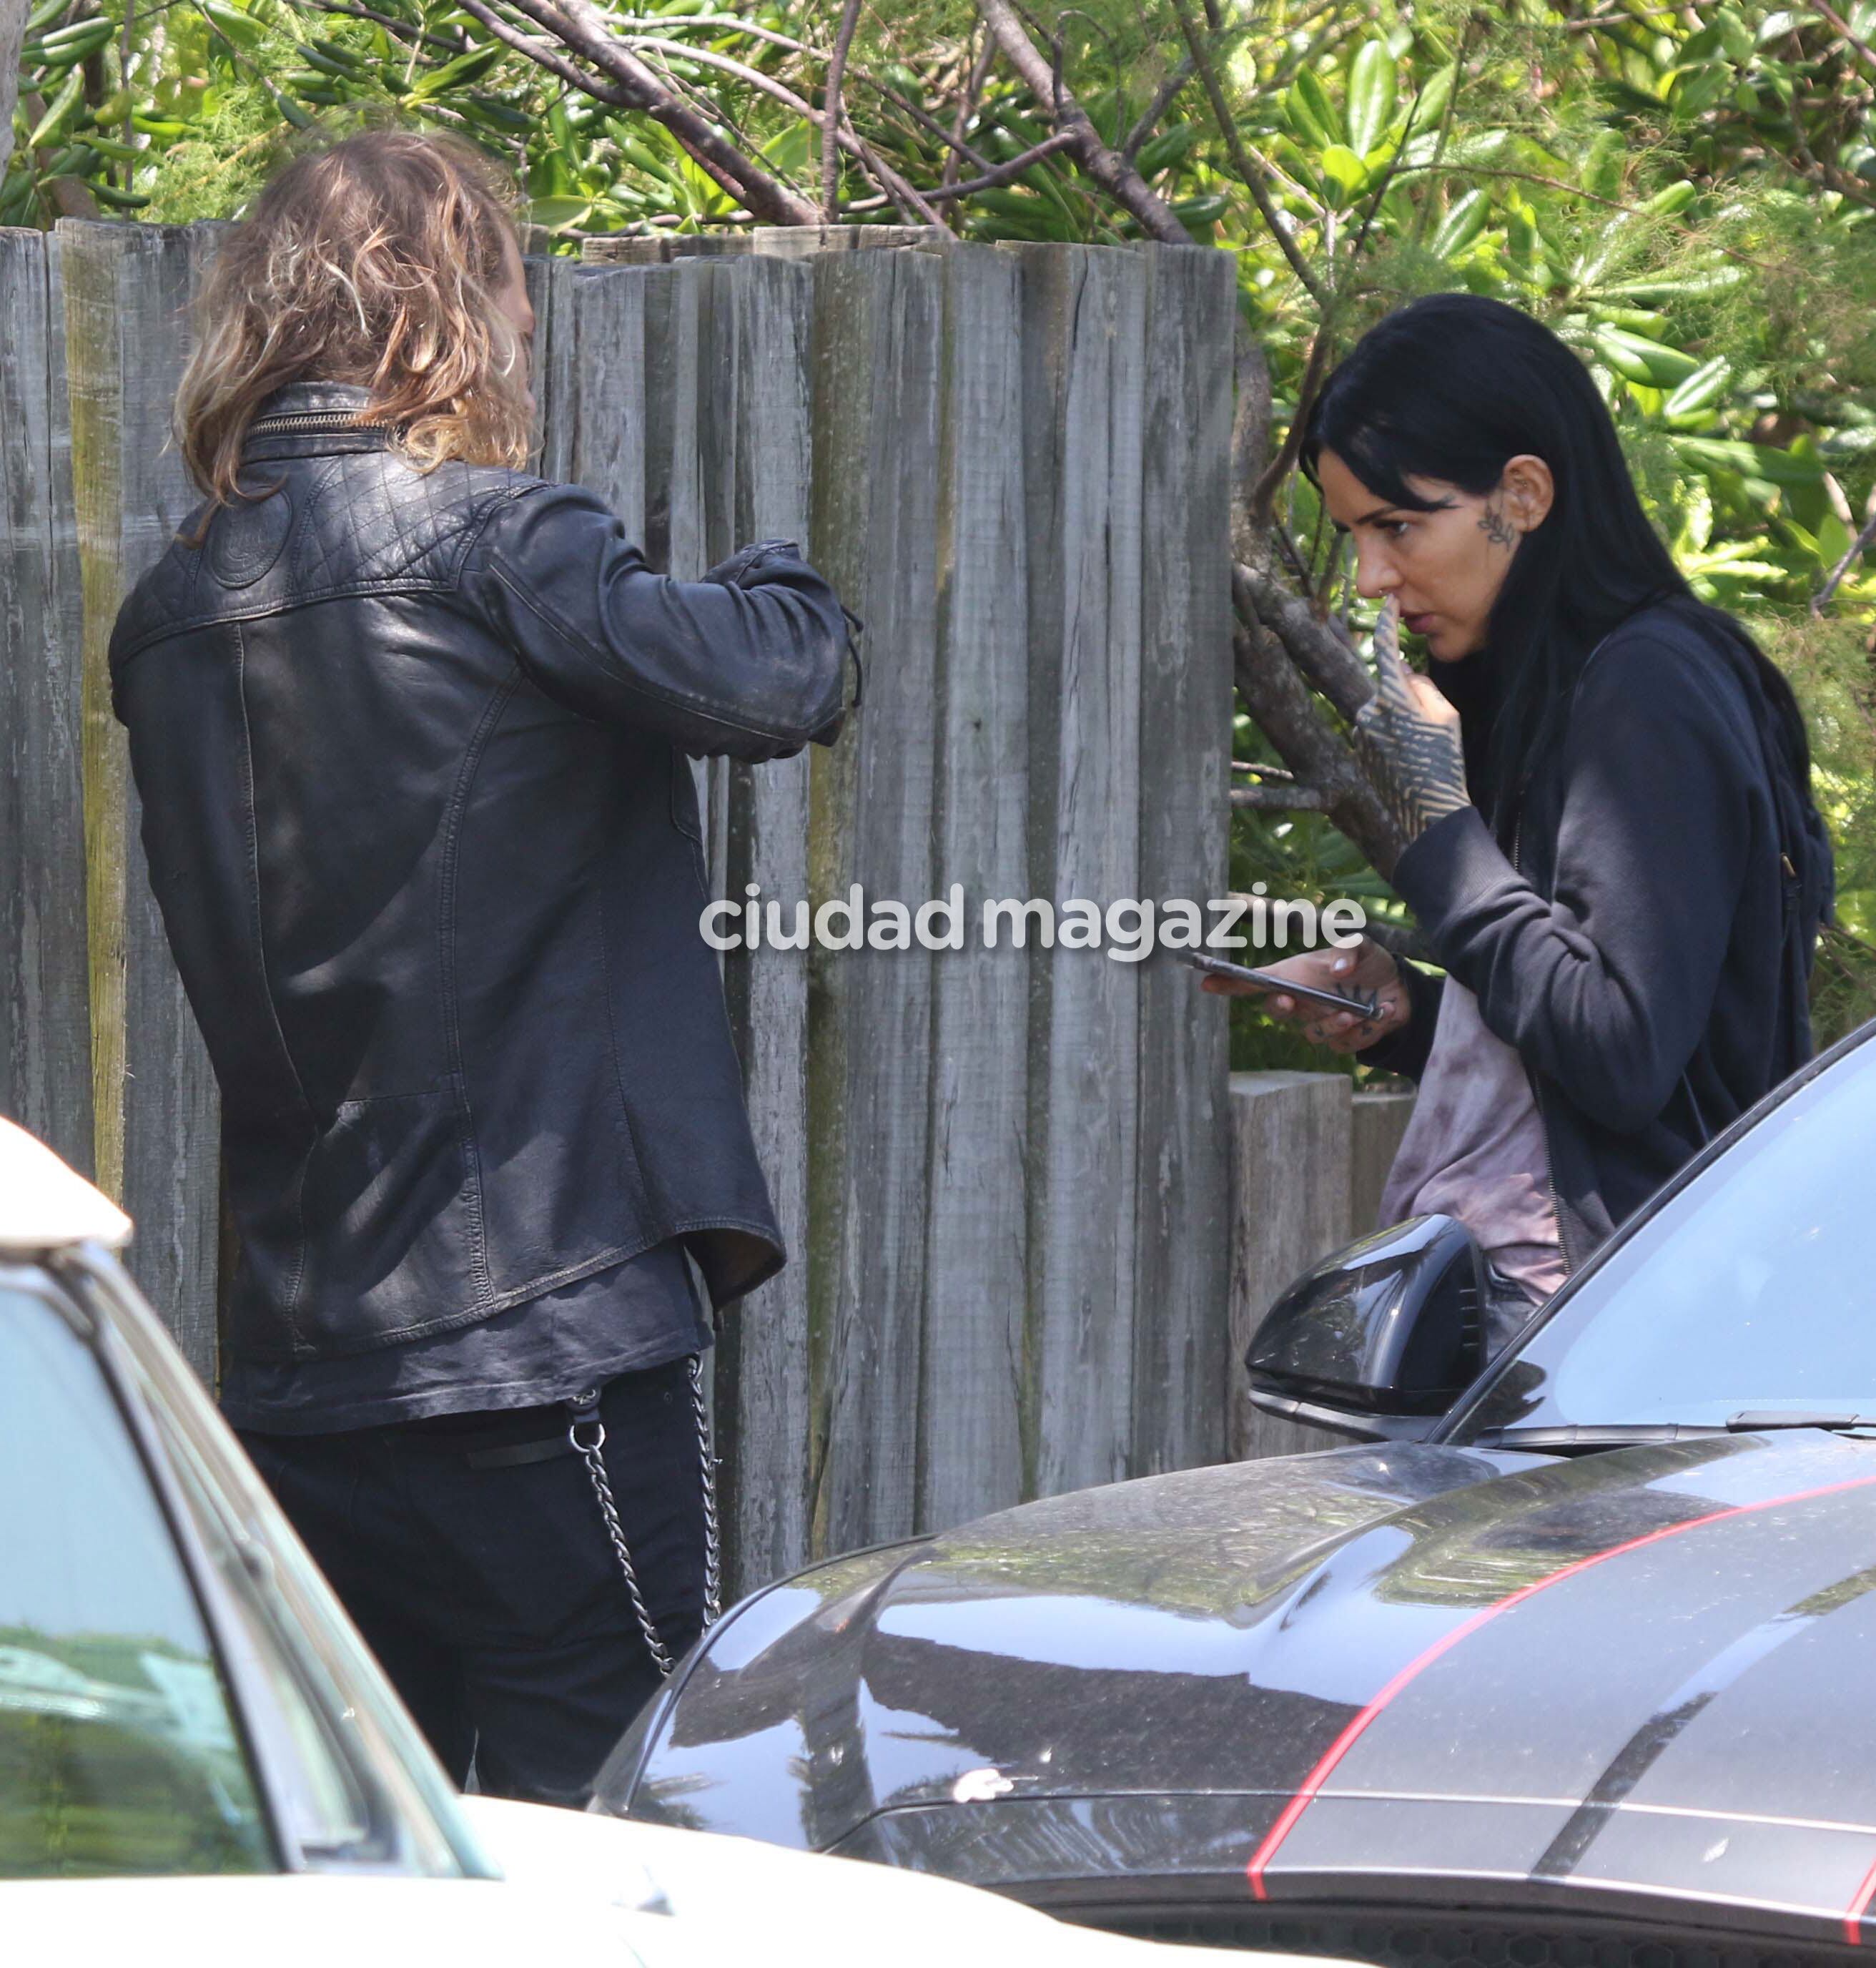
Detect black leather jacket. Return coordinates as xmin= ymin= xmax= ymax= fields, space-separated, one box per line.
xmin=111 ymin=380 xmax=851 ymax=1366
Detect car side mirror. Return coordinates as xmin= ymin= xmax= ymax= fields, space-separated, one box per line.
xmin=1245 ymin=1214 xmax=1486 ymax=1442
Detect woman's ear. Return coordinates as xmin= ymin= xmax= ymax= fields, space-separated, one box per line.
xmin=1501 ymin=453 xmax=1556 ymax=532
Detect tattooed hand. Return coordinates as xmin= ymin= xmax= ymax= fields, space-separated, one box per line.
xmin=1352 ymin=596 xmax=1470 ymax=843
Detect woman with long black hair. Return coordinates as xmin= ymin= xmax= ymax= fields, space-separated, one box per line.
xmin=1206 ymin=292 xmax=1834 ymax=1353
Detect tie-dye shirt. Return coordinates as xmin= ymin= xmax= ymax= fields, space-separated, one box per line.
xmin=1378 ymin=976 xmax=1569 ymax=1305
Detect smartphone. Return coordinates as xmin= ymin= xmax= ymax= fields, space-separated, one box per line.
xmin=1172 ymin=949 xmax=1382 ymax=1021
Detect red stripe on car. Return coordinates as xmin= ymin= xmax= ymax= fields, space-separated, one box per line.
xmin=1245 ymin=1470 xmax=1876 ymax=1912
xmin=1842 ymin=1851 xmax=1876 ymax=1944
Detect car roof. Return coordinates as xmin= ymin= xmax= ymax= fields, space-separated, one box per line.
xmin=0 ymin=1118 xmax=132 ymax=1256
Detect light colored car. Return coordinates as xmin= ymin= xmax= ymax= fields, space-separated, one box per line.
xmin=0 ymin=1118 xmax=1230 ymax=1966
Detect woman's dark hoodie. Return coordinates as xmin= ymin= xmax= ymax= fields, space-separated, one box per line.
xmin=1362 ymin=594 xmax=1834 ymax=1274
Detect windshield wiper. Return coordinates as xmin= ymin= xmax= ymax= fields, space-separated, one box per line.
xmin=1473 ymin=1414 xmax=1876 ymax=1453
xmin=1471 ymin=1423 xmax=1726 ymax=1452
xmin=1726 ymin=1411 xmax=1876 ymax=1433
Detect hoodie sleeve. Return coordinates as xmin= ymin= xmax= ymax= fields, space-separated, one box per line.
xmin=1353 ymin=958 xmax=1445 ymax=1082
xmin=1386 ymin=623 xmax=1760 ymax=1133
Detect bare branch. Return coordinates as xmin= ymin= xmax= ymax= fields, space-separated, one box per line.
xmin=1812 ymin=504 xmax=1876 ymax=615
xmin=1343 ymin=72 xmax=1427 ymax=273
xmin=1231 ymin=611 xmax=1403 ymax=877
xmin=499 ymin=0 xmax=820 ymax=224
xmin=1167 ymin=0 xmax=1326 ymax=304
xmin=1231 ymin=784 xmax=1331 ymax=810
xmin=944 ymin=29 xmax=997 ymax=189
xmin=455 ymin=0 xmax=631 ymax=105
xmin=1235 ymin=561 xmax=1374 ymax=724
xmin=1230 ymin=325 xmax=1272 ymax=566
xmin=922 ymin=129 xmax=1077 ymax=201
xmin=1813 ymin=0 xmax=1876 ymax=81
xmin=835 ymin=69 xmax=994 ymax=182
xmin=285 ymin=0 xmax=465 ymax=52
xmin=1120 ymin=55 xmax=1194 ymax=159
xmin=1272 ymin=516 xmax=1315 ymax=593
xmin=620 ymin=34 xmax=937 ymax=220
xmin=1410 ymin=19 xmax=1474 ymax=247
xmin=975 ymin=0 xmax=1193 ymax=244
xmin=42 ymin=176 xmax=102 ymax=220
xmin=821 ymin=0 xmax=862 ymax=220
xmin=1248 ymin=326 xmax=1329 ymax=538
xmin=603 ymin=12 xmax=997 ymax=170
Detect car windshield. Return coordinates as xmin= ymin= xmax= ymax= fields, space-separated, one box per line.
xmin=1449 ymin=1028 xmax=1876 ymax=1438
xmin=0 ymin=1275 xmax=272 ymax=1878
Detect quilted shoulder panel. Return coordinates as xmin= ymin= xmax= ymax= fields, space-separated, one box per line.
xmin=290 ymin=452 xmax=540 ymax=593
xmin=109 ymin=508 xmax=213 ymax=675
xmin=109 ymin=455 xmax=547 ymax=671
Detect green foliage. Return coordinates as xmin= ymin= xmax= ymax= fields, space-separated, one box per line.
xmin=10 ymin=0 xmax=1875 ymax=1062
xmin=1160 ymin=1 xmax=1876 ymax=1069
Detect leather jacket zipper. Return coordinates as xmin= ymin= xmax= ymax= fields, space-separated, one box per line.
xmin=1511 ymin=808 xmax=1577 ymax=1279
xmin=247 ymin=408 xmax=388 ymax=437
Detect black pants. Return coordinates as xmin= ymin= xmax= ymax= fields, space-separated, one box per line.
xmin=238 ymin=1357 xmax=707 ymax=1807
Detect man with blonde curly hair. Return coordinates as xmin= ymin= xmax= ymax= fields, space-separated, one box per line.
xmin=110 ymin=129 xmax=854 ymax=1805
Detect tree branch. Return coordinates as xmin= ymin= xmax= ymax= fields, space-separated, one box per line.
xmin=944 ymin=29 xmax=998 ymax=189
xmin=821 ymin=0 xmax=862 ymax=220
xmin=1812 ymin=503 xmax=1876 ymax=614
xmin=1813 ymin=0 xmax=1876 ymax=82
xmin=602 ymin=12 xmax=997 ymax=172
xmin=285 ymin=0 xmax=465 ymax=52
xmin=1235 ymin=561 xmax=1375 ymax=724
xmin=1248 ymin=325 xmax=1329 ymax=539
xmin=1231 ymin=783 xmax=1332 ymax=810
xmin=1120 ymin=54 xmax=1194 ymax=159
xmin=974 ymin=0 xmax=1193 ymax=244
xmin=455 ymin=0 xmax=631 ymax=107
xmin=1230 ymin=325 xmax=1272 ymax=566
xmin=620 ymin=34 xmax=937 ymax=220
xmin=1167 ymin=0 xmax=1327 ymax=304
xmin=921 ymin=129 xmax=1077 ymax=200
xmin=1231 ymin=611 xmax=1403 ymax=877
xmin=497 ymin=0 xmax=820 ymax=224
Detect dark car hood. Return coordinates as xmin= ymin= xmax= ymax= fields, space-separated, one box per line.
xmin=603 ymin=1432 xmax=1876 ymax=1941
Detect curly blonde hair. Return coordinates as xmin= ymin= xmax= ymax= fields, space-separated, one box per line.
xmin=177 ymin=129 xmax=533 ymax=506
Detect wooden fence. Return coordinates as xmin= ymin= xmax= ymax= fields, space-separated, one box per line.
xmin=0 ymin=217 xmax=1252 ymax=1596
xmin=1230 ymin=1072 xmax=1416 ymax=1460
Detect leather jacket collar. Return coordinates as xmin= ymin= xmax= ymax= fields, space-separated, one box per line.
xmin=259 ymin=379 xmax=376 ymax=414
xmin=243 ymin=379 xmax=398 ymax=463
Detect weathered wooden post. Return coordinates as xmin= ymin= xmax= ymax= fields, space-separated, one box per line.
xmin=1130 ymin=243 xmax=1237 ymax=1480
xmin=0 ymin=227 xmax=89 ymax=1180
xmin=1228 ymin=1068 xmax=1355 ymax=1460
xmin=59 ymin=218 xmax=222 ymax=1378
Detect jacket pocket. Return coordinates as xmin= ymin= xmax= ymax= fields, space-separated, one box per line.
xmin=295 ymin=1086 xmax=491 ymax=1353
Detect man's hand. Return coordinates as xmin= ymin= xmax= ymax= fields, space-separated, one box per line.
xmin=1197 ymin=937 xmax=1409 ymax=1054
xmin=1352 ymin=596 xmax=1468 ymax=844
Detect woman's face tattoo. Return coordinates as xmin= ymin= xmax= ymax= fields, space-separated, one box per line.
xmin=1317 ymin=449 xmax=1550 ymax=662
xmin=1478 ymin=497 xmax=1518 ymax=550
